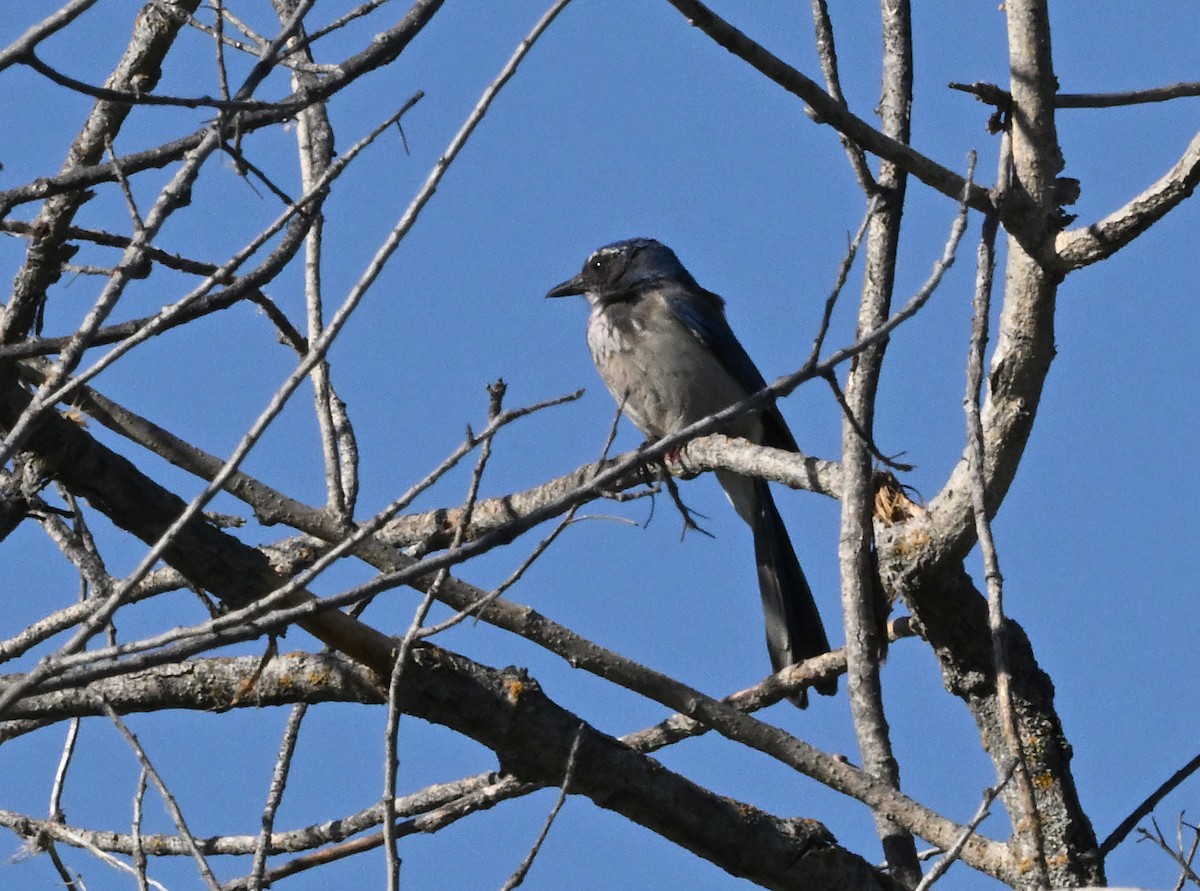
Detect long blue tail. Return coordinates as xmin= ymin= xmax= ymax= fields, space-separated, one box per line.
xmin=749 ymin=478 xmax=836 ymax=708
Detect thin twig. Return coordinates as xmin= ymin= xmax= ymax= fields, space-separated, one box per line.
xmin=98 ymin=700 xmax=222 ymax=890
xmin=804 ymin=198 xmax=879 ymax=370
xmin=418 ymin=503 xmax=581 ymax=638
xmin=1058 ymin=81 xmax=1200 ymax=107
xmin=133 ymin=768 xmax=150 ymax=891
xmin=0 ymin=567 xmax=177 ymax=666
xmin=208 ymin=3 xmax=267 ymax=45
xmin=951 ymin=78 xmax=1200 ymax=110
xmin=47 ymin=696 xmax=84 ymax=889
xmin=162 ymin=2 xmax=269 ymax=60
xmin=43 ymin=841 xmax=81 ymax=890
xmin=500 ymin=724 xmax=584 ymax=890
xmin=822 ymin=370 xmax=911 ymax=471
xmin=914 ymin=759 xmax=1016 ymax=890
xmin=808 ymin=0 xmax=876 ymax=192
xmin=275 ymin=0 xmax=357 ymax=521
xmin=219 ymin=139 xmax=298 ymax=205
xmin=49 ymin=719 xmax=81 ymax=822
xmin=249 ymin=703 xmax=308 ymax=889
xmin=300 ymin=0 xmax=396 ymax=47
xmin=1137 ymin=816 xmax=1200 ymax=887
xmin=1103 ymin=752 xmax=1200 ymax=855
xmin=836 ymin=2 xmax=920 ymax=881
xmin=20 ymin=812 xmax=171 ymax=891
xmin=965 ymin=123 xmax=1049 ymax=882
xmin=214 ymin=0 xmax=231 ymax=103
xmin=385 ymin=383 xmax=507 ymax=889
xmin=105 ymin=136 xmax=146 ymax=236
xmin=0 ymin=0 xmax=103 ymax=73
xmin=22 ymin=51 xmax=283 ymax=111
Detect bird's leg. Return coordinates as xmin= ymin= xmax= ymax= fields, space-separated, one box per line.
xmin=632 ymin=441 xmax=711 ymax=538
xmin=660 ymin=468 xmax=713 ymax=540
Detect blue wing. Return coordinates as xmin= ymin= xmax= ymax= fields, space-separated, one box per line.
xmin=665 ymin=290 xmax=799 ymax=451
xmin=666 ymin=292 xmax=768 ymax=391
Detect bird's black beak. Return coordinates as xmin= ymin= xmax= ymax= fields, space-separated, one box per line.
xmin=545 ymin=274 xmax=586 ymax=299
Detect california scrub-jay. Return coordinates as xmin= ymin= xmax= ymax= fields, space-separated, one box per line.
xmin=547 ymin=238 xmax=835 ymax=706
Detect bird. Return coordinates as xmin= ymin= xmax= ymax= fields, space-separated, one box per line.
xmin=546 ymin=237 xmax=835 ymax=706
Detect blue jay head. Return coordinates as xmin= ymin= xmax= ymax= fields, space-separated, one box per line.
xmin=546 ymin=238 xmax=694 ymax=304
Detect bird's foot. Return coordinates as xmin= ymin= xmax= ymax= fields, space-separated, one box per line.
xmin=662 ymin=473 xmax=713 ymax=540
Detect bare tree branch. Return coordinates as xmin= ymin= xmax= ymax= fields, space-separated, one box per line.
xmin=963 ymin=125 xmax=1049 ymax=884
xmin=953 ymin=77 xmax=1200 ymax=110
xmin=0 ymin=0 xmax=446 ymax=220
xmin=2 ymin=0 xmax=203 ymax=344
xmin=99 ymin=700 xmax=222 ymax=889
xmin=0 ymin=0 xmax=104 ymax=73
xmin=500 ymin=724 xmax=583 ymax=890
xmin=915 ymin=761 xmax=1016 ymax=891
xmin=248 ymin=701 xmax=307 ymax=891
xmin=1103 ymin=754 xmax=1200 ymax=856
xmin=808 ymin=0 xmax=876 ymax=193
xmin=1055 ymin=128 xmax=1200 ymax=270
xmin=5 ymin=649 xmax=905 ymax=889
xmin=0 ymin=4 xmax=1191 ymax=888
xmin=663 ymin=0 xmax=1002 ymax=219
xmin=836 ymin=1 xmax=920 ymax=882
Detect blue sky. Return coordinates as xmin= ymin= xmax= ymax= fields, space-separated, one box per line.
xmin=1 ymin=2 xmax=1198 ymax=888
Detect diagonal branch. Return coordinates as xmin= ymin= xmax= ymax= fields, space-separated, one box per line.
xmin=99 ymin=700 xmax=221 ymax=889
xmin=0 ymin=0 xmax=104 ymax=73
xmin=1055 ymin=127 xmax=1200 ymax=269
xmin=663 ymin=0 xmax=1003 ymax=218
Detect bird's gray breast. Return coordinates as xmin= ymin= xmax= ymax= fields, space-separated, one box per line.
xmin=586 ymin=295 xmax=756 ymax=441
